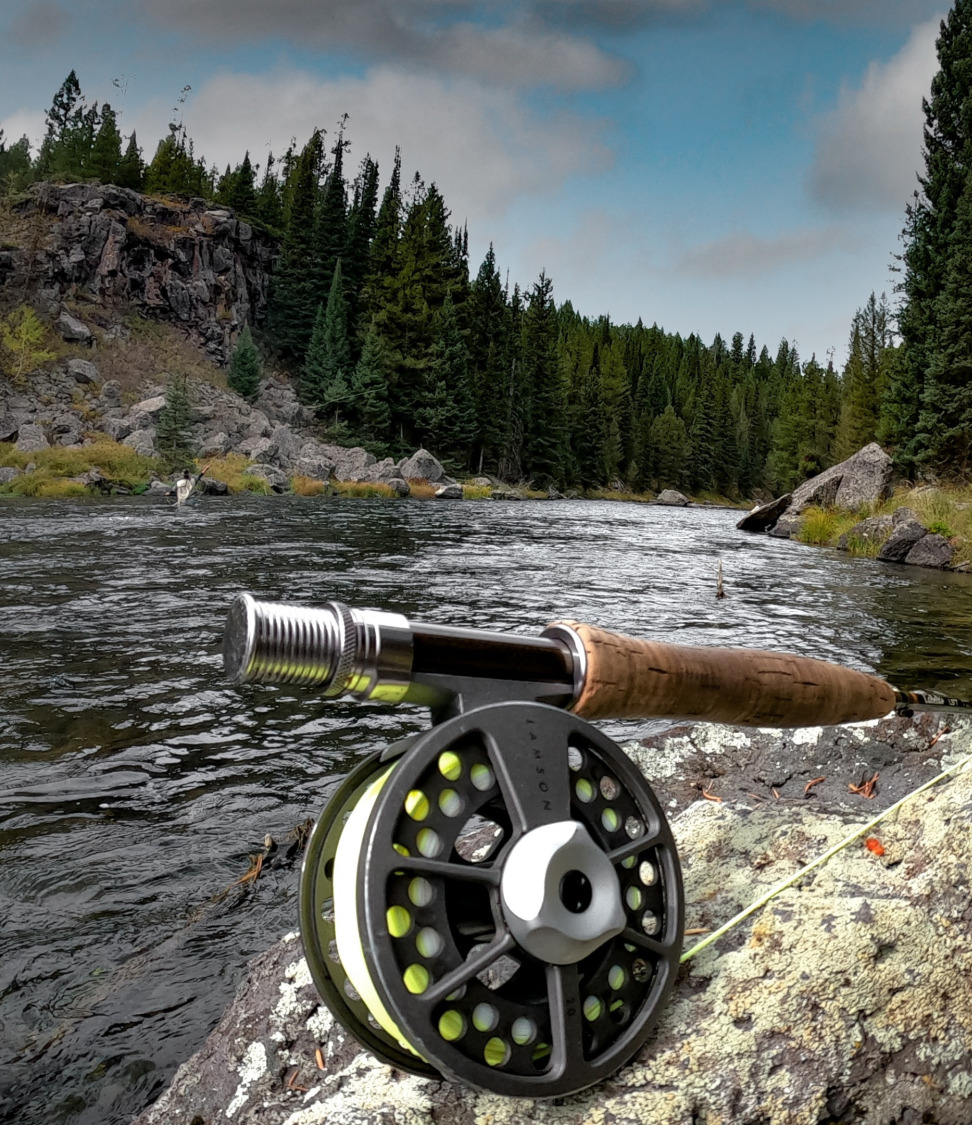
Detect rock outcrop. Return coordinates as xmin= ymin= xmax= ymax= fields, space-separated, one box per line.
xmin=1 ymin=182 xmax=275 ymax=363
xmin=736 ymin=492 xmax=791 ymax=531
xmin=134 ymin=716 xmax=972 ymax=1125
xmin=655 ymin=489 xmax=690 ymax=506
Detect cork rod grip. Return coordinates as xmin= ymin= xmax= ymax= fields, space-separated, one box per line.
xmin=553 ymin=621 xmax=896 ymax=728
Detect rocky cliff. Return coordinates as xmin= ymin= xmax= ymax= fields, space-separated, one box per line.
xmin=0 ymin=182 xmax=275 ymax=363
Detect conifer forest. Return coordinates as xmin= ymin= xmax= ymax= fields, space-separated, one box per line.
xmin=3 ymin=1 xmax=972 ymax=494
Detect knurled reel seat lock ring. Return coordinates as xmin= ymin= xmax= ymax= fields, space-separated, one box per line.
xmin=301 ymin=700 xmax=683 ymax=1097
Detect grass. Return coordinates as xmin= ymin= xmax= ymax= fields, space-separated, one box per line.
xmin=461 ymin=484 xmax=492 ymax=500
xmin=0 ymin=438 xmax=159 ymax=489
xmin=202 ymin=453 xmax=272 ymax=494
xmin=795 ymin=483 xmax=972 ymax=567
xmin=291 ymin=475 xmax=327 ymax=497
xmin=332 ymin=480 xmax=398 ymax=499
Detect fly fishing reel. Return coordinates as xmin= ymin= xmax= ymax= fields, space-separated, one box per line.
xmin=225 ymin=593 xmax=911 ymax=1096
xmin=299 ymin=701 xmax=682 ymax=1096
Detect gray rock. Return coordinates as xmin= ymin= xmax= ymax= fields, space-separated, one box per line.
xmin=768 ymin=512 xmax=803 ymax=539
xmin=837 ymin=513 xmax=894 ymax=551
xmin=293 ymin=454 xmax=336 ymax=481
xmin=490 ymin=488 xmax=521 ymax=500
xmin=15 ymin=423 xmax=50 ymax=453
xmin=434 ymin=483 xmax=463 ymax=499
xmin=123 ymin=428 xmax=156 ymax=457
xmin=386 ymin=477 xmax=410 ymax=497
xmin=364 ymin=456 xmax=402 ymax=483
xmin=547 ymin=488 xmax=565 ymax=500
xmin=235 ymin=436 xmax=278 ymax=463
xmin=100 ymin=415 xmax=133 ymax=442
xmin=52 ymin=414 xmax=83 ymax=446
xmin=199 ymin=431 xmax=232 ymax=457
xmin=244 ymin=464 xmax=288 ymax=492
xmin=325 ymin=445 xmax=375 ymax=481
xmin=55 ymin=310 xmax=92 ymax=344
xmin=398 ymin=447 xmax=448 ymax=483
xmin=268 ymin=425 xmax=302 ymax=470
xmin=67 ymin=358 xmax=100 ymax=384
xmin=255 ymin=378 xmax=302 ymax=426
xmin=147 ymin=479 xmax=171 ymax=495
xmin=0 ymin=466 xmax=22 ymax=483
xmin=245 ymin=410 xmax=273 ymax=439
xmin=128 ymin=395 xmax=167 ymax=426
xmin=736 ymin=493 xmax=792 ymax=532
xmin=790 ymin=442 xmax=893 ymax=515
xmin=904 ymin=532 xmax=954 ymax=569
xmin=99 ymin=380 xmax=123 ymax=408
xmin=892 ymin=505 xmax=920 ymax=526
xmin=71 ymin=468 xmax=106 ymax=488
xmin=468 ymin=476 xmax=492 ymax=487
xmin=655 ymin=489 xmax=690 ymax=506
xmin=877 ymin=519 xmax=928 ymax=562
xmin=0 ymin=414 xmax=22 ymax=443
xmin=196 ymin=476 xmax=228 ymax=496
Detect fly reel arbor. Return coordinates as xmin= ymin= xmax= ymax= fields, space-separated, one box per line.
xmin=223 ymin=593 xmax=915 ymax=1097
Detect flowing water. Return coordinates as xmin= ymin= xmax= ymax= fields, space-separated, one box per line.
xmin=1 ymin=495 xmax=970 ymax=1125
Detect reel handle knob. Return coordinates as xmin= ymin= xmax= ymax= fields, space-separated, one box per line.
xmin=548 ymin=620 xmax=896 ymax=728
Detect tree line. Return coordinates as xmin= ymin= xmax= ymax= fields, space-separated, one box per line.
xmin=1 ymin=53 xmax=968 ymax=491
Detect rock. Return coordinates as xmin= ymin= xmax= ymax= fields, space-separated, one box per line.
xmin=836 ymin=513 xmax=894 ymax=551
xmin=66 ymin=358 xmax=100 ymax=384
xmin=293 ymin=454 xmax=336 ymax=481
xmin=768 ymin=512 xmax=803 ymax=539
xmin=0 ymin=466 xmax=22 ymax=483
xmin=128 ymin=395 xmax=167 ymax=426
xmin=123 ymin=428 xmax=156 ymax=457
xmin=655 ymin=489 xmax=690 ymax=506
xmin=329 ymin=445 xmax=377 ymax=481
xmin=386 ymin=477 xmax=410 ymax=497
xmin=398 ymin=447 xmax=448 ymax=483
xmin=235 ymin=435 xmax=278 ymax=463
xmin=51 ymin=414 xmax=83 ymax=446
xmin=790 ymin=443 xmax=893 ymax=516
xmin=134 ymin=718 xmax=972 ymax=1125
xmin=904 ymin=532 xmax=954 ymax=569
xmin=244 ymin=464 xmax=288 ymax=493
xmin=267 ymin=425 xmax=302 ymax=470
xmin=0 ymin=413 xmax=22 ymax=442
xmin=547 ymin=488 xmax=565 ymax=500
xmin=195 ymin=476 xmax=228 ymax=496
xmin=99 ymin=380 xmax=123 ymax=409
xmin=736 ymin=492 xmax=792 ymax=532
xmin=245 ymin=409 xmax=273 ymax=439
xmin=877 ymin=519 xmax=928 ymax=562
xmin=100 ymin=415 xmax=133 ymax=442
xmin=15 ymin=423 xmax=50 ymax=453
xmin=434 ymin=483 xmax=463 ymax=499
xmin=364 ymin=456 xmax=402 ymax=483
xmin=892 ymin=505 xmax=920 ymax=526
xmin=199 ymin=432 xmax=232 ymax=458
xmin=71 ymin=468 xmax=106 ymax=489
xmin=468 ymin=476 xmax=492 ymax=487
xmin=55 ymin=310 xmax=92 ymax=344
xmin=147 ymin=480 xmax=171 ymax=495
xmin=490 ymin=488 xmax=521 ymax=500
xmin=254 ymin=378 xmax=302 ymax=426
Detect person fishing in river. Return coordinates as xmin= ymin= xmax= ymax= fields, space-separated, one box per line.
xmin=174 ymin=464 xmax=210 ymax=507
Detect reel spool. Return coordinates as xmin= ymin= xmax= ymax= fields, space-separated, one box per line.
xmin=300 ymin=700 xmax=683 ymax=1097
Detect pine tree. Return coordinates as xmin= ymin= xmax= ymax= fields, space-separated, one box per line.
xmin=835 ymin=294 xmax=892 ymax=460
xmin=314 ymin=132 xmax=348 ymax=311
xmin=87 ymin=102 xmax=122 ymax=184
xmin=116 ymin=132 xmax=144 ymax=190
xmin=226 ymin=151 xmax=257 ymax=217
xmin=227 ymin=324 xmax=262 ymax=400
xmin=155 ymin=374 xmax=195 ymax=470
xmin=419 ymin=295 xmax=476 ymax=463
xmin=467 ymin=244 xmax=509 ymax=472
xmin=36 ymin=71 xmax=82 ymax=179
xmin=894 ymin=1 xmax=972 ymax=474
xmin=303 ymin=260 xmax=352 ymax=415
xmin=650 ymin=406 xmax=691 ymax=490
xmin=0 ymin=131 xmax=33 ymax=190
xmin=255 ymin=152 xmax=283 ymax=231
xmin=352 ymin=323 xmax=392 ymax=440
xmin=521 ymin=271 xmax=567 ymax=487
xmin=343 ymin=153 xmax=379 ymax=335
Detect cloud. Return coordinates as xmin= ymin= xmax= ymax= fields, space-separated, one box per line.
xmin=808 ymin=17 xmax=941 ymax=211
xmin=0 ymin=108 xmax=46 ymax=148
xmin=5 ymin=1 xmax=71 ymax=48
xmin=670 ymin=224 xmax=861 ymax=279
xmin=139 ymin=0 xmax=628 ymax=90
xmin=139 ymin=66 xmax=610 ymax=222
xmin=746 ymin=0 xmax=945 ymax=27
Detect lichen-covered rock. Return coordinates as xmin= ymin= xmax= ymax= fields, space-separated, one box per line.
xmin=244 ymin=464 xmax=288 ymax=492
xmin=134 ymin=719 xmax=972 ymax=1125
xmin=0 ymin=466 xmax=22 ymax=483
xmin=904 ymin=532 xmax=954 ymax=569
xmin=67 ymin=357 xmax=99 ymax=384
xmin=655 ymin=489 xmax=690 ymax=506
xmin=768 ymin=511 xmax=803 ymax=539
xmin=123 ymin=428 xmax=156 ymax=457
xmin=877 ymin=519 xmax=928 ymax=563
xmin=789 ymin=443 xmax=892 ymax=516
xmin=387 ymin=477 xmax=410 ymax=497
xmin=55 ymin=309 xmax=92 ymax=343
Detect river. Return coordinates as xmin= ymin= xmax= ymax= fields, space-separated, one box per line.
xmin=1 ymin=495 xmax=970 ymax=1125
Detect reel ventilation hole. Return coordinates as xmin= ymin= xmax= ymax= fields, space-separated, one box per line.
xmin=300 ymin=701 xmax=683 ymax=1097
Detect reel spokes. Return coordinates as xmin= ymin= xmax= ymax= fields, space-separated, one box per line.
xmin=303 ymin=701 xmax=683 ymax=1097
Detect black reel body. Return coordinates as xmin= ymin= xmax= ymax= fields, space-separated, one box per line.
xmin=300 ymin=701 xmax=683 ymax=1097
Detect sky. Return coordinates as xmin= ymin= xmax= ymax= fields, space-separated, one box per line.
xmin=0 ymin=0 xmax=951 ymax=366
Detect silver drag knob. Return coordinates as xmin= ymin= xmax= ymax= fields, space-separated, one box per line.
xmin=500 ymin=820 xmax=626 ymax=964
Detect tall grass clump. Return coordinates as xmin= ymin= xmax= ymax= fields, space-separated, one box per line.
xmin=332 ymin=481 xmax=398 ymax=499
xmin=461 ymin=484 xmax=492 ymax=500
xmin=291 ymin=475 xmax=327 ymax=497
xmin=796 ymin=507 xmax=859 ymax=546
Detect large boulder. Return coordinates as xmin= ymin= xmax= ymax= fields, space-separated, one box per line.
xmin=656 ymin=489 xmax=690 ymax=506
xmin=877 ymin=519 xmax=928 ymax=563
xmin=904 ymin=532 xmax=954 ymax=569
xmin=235 ymin=435 xmax=278 ymax=463
xmin=55 ymin=310 xmax=92 ymax=344
xmin=0 ymin=466 xmax=22 ymax=483
xmin=329 ymin=445 xmax=377 ymax=481
xmin=434 ymin=482 xmax=463 ymax=499
xmin=15 ymin=423 xmax=50 ymax=453
xmin=836 ymin=513 xmax=894 ymax=551
xmin=100 ymin=415 xmax=133 ymax=442
xmin=67 ymin=357 xmax=100 ymax=385
xmin=123 ymin=428 xmax=156 ymax=457
xmin=790 ymin=443 xmax=893 ymax=516
xmin=99 ymin=379 xmax=123 ymax=409
xmin=267 ymin=425 xmax=302 ymax=470
xmin=398 ymin=447 xmax=448 ymax=483
xmin=736 ymin=493 xmax=791 ymax=531
xmin=128 ymin=395 xmax=167 ymax=427
xmin=134 ymin=718 xmax=972 ymax=1125
xmin=244 ymin=464 xmax=288 ymax=493
xmin=199 ymin=431 xmax=232 ymax=457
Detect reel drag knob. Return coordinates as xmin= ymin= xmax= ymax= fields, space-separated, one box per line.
xmin=302 ymin=700 xmax=684 ymax=1098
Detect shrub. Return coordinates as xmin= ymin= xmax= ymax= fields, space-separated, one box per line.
xmin=796 ymin=507 xmax=858 ymax=547
xmin=332 ymin=481 xmax=398 ymax=499
xmin=291 ymin=475 xmax=327 ymax=497
xmin=0 ymin=305 xmax=56 ymax=382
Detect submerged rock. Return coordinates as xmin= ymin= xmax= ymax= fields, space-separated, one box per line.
xmin=135 ymin=717 xmax=972 ymax=1125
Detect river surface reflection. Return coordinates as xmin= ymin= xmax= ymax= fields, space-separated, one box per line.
xmin=1 ymin=495 xmax=970 ymax=1124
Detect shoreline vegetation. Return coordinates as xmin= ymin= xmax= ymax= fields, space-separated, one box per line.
xmin=796 ymin=485 xmax=972 ymax=570
xmin=0 ymin=437 xmax=746 ymax=507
